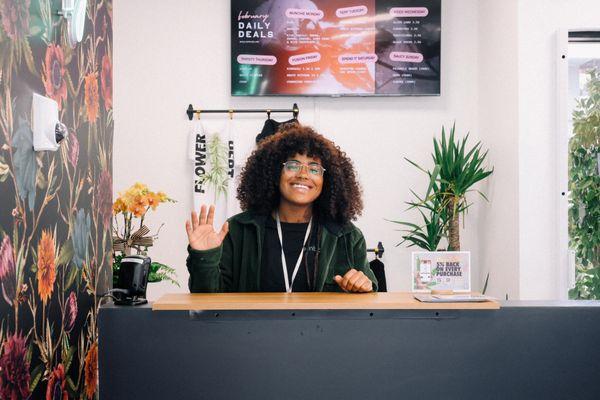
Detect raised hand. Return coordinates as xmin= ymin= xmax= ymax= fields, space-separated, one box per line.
xmin=334 ymin=269 xmax=373 ymax=293
xmin=185 ymin=205 xmax=229 ymax=251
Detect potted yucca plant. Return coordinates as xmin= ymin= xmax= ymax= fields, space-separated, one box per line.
xmin=392 ymin=123 xmax=494 ymax=251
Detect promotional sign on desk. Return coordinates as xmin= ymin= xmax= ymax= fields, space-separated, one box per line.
xmin=411 ymin=251 xmax=471 ymax=292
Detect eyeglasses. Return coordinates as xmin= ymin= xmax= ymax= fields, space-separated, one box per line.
xmin=282 ymin=160 xmax=326 ymax=176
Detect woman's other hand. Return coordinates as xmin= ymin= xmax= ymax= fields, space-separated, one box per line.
xmin=185 ymin=205 xmax=229 ymax=251
xmin=334 ymin=269 xmax=373 ymax=293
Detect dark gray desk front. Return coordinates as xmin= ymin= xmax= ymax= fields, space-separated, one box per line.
xmin=98 ymin=302 xmax=600 ymax=399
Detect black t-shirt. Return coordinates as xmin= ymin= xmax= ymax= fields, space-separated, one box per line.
xmin=260 ymin=216 xmax=319 ymax=292
xmin=255 ymin=118 xmax=299 ymax=144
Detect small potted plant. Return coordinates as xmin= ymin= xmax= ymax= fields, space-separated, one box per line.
xmin=391 ymin=124 xmax=494 ymax=293
xmin=112 ymin=183 xmax=179 ymax=288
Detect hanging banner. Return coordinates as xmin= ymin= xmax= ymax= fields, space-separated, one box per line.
xmin=231 ymin=0 xmax=441 ymax=96
xmin=412 ymin=251 xmax=471 ymax=293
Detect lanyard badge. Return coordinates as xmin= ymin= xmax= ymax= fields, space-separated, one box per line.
xmin=275 ymin=212 xmax=313 ymax=293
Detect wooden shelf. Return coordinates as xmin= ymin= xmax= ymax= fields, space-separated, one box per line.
xmin=152 ymin=292 xmax=500 ymax=311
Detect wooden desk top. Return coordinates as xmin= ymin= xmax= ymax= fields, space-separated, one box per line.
xmin=152 ymin=292 xmax=501 ymax=311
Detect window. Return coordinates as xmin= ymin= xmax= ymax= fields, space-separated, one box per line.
xmin=558 ymin=30 xmax=600 ymax=299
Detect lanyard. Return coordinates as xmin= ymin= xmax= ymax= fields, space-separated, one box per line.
xmin=275 ymin=212 xmax=313 ymax=293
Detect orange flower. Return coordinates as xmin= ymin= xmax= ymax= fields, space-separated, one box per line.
xmin=37 ymin=230 xmax=56 ymax=303
xmin=101 ymin=54 xmax=112 ymax=111
xmin=131 ymin=204 xmax=145 ymax=218
xmin=128 ymin=195 xmax=148 ymax=218
xmin=157 ymin=191 xmax=168 ymax=202
xmin=116 ymin=184 xmax=173 ymax=216
xmin=125 ymin=199 xmax=136 ymax=214
xmin=84 ymin=72 xmax=99 ymax=123
xmin=84 ymin=342 xmax=98 ymax=399
xmin=129 ymin=182 xmax=148 ymax=197
xmin=134 ymin=194 xmax=149 ymax=208
xmin=112 ymin=198 xmax=126 ymax=215
xmin=147 ymin=192 xmax=160 ymax=210
xmin=42 ymin=44 xmax=67 ymax=110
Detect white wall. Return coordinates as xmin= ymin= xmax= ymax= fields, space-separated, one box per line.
xmin=517 ymin=0 xmax=600 ymax=299
xmin=114 ymin=0 xmax=484 ymax=300
xmin=477 ymin=0 xmax=520 ymax=300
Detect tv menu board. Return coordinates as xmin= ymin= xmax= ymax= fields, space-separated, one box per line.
xmin=231 ymin=0 xmax=441 ymax=96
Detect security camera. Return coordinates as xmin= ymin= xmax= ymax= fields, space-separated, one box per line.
xmin=32 ymin=93 xmax=69 ymax=151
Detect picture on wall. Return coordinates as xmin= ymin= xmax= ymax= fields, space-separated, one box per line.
xmin=231 ymin=0 xmax=441 ymax=96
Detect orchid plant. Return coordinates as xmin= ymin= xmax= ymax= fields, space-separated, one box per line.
xmin=111 ymin=183 xmax=179 ymax=287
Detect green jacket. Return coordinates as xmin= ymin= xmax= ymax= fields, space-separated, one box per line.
xmin=187 ymin=211 xmax=378 ymax=292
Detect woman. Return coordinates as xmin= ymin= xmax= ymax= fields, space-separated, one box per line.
xmin=185 ymin=125 xmax=377 ymax=293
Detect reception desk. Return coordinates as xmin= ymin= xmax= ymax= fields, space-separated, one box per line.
xmin=98 ymin=293 xmax=600 ymax=399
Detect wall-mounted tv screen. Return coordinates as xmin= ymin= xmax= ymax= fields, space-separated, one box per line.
xmin=231 ymin=0 xmax=441 ymax=96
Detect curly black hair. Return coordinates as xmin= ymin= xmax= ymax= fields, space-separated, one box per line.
xmin=237 ymin=125 xmax=363 ymax=223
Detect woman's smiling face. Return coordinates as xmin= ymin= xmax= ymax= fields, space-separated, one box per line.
xmin=279 ymin=153 xmax=324 ymax=207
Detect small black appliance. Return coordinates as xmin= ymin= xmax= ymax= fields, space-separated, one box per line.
xmin=113 ymin=255 xmax=151 ymax=306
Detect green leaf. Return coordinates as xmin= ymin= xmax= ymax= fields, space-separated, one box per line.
xmin=482 ymin=272 xmax=490 ymax=294
xmin=64 ymin=344 xmax=76 ymax=372
xmin=425 ymin=165 xmax=441 ymax=198
xmin=29 ymin=364 xmax=45 ymax=392
xmin=64 ymin=70 xmax=77 ymax=97
xmin=22 ymin=39 xmax=37 ymax=78
xmin=0 ymin=157 xmax=9 ymax=182
xmin=148 ymin=261 xmax=180 ymax=286
xmin=57 ymin=239 xmax=74 ymax=267
xmin=404 ymin=157 xmax=429 ymax=175
xmin=388 ymin=220 xmax=421 ymax=230
xmin=64 ymin=263 xmax=79 ymax=290
xmin=67 ymin=376 xmax=78 ymax=392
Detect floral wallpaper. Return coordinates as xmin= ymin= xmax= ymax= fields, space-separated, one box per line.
xmin=0 ymin=0 xmax=112 ymax=398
